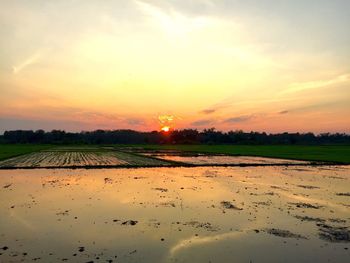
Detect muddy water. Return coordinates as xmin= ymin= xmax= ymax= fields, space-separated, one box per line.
xmin=0 ymin=166 xmax=349 ymax=263
xmin=148 ymin=154 xmax=310 ymax=165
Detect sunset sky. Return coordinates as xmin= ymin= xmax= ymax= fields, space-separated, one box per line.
xmin=0 ymin=0 xmax=349 ymax=133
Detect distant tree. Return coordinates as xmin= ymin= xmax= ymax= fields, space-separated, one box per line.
xmin=1 ymin=129 xmax=349 ymax=145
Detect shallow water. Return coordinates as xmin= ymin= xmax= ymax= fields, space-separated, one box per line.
xmin=148 ymin=154 xmax=310 ymax=165
xmin=0 ymin=166 xmax=349 ymax=262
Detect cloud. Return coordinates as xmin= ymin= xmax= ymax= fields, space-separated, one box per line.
xmin=201 ymin=108 xmax=216 ymax=114
xmin=0 ymin=104 xmax=151 ymax=133
xmin=12 ymin=51 xmax=43 ymax=74
xmin=281 ymin=73 xmax=350 ymax=94
xmin=158 ymin=114 xmax=174 ymax=126
xmin=0 ymin=117 xmax=92 ymax=134
xmin=134 ymin=0 xmax=211 ymax=38
xmin=200 ymin=98 xmax=233 ymax=115
xmin=279 ymin=110 xmax=288 ymax=114
xmin=282 ymin=99 xmax=349 ymax=114
xmin=191 ymin=119 xmax=214 ymax=126
xmin=224 ymin=114 xmax=254 ymax=123
xmin=126 ymin=118 xmax=145 ymax=126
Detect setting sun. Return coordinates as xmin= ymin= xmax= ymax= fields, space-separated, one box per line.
xmin=161 ymin=126 xmax=170 ymax=132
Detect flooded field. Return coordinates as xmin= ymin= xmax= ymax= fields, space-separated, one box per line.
xmin=147 ymin=154 xmax=310 ymax=165
xmin=0 ymin=151 xmax=170 ymax=168
xmin=0 ymin=166 xmax=349 ymax=262
xmin=0 ymin=147 xmax=317 ymax=169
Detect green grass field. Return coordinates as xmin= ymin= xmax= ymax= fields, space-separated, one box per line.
xmin=139 ymin=145 xmax=350 ymax=164
xmin=0 ymin=144 xmax=54 ymax=161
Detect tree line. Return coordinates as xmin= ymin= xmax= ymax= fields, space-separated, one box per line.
xmin=1 ymin=129 xmax=349 ymax=145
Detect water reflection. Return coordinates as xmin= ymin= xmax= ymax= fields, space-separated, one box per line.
xmin=0 ymin=166 xmax=349 ymax=262
xmin=146 ymin=154 xmax=310 ymax=165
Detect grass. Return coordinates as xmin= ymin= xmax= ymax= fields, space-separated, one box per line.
xmin=137 ymin=145 xmax=350 ymax=164
xmin=0 ymin=144 xmax=54 ymax=161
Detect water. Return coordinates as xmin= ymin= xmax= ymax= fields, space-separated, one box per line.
xmin=147 ymin=154 xmax=310 ymax=165
xmin=0 ymin=166 xmax=349 ymax=262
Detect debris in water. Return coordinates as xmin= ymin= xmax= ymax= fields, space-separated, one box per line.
xmin=264 ymin=228 xmax=307 ymax=239
xmin=289 ymin=202 xmax=322 ymax=209
xmin=122 ymin=220 xmax=138 ymax=226
xmin=317 ymin=223 xmax=350 ymax=243
xmin=336 ymin=192 xmax=350 ymax=196
xmin=221 ymin=201 xmax=243 ymax=210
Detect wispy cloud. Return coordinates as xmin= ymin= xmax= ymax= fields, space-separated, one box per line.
xmin=134 ymin=0 xmax=211 ymax=38
xmin=281 ymin=73 xmax=350 ymax=94
xmin=224 ymin=114 xmax=254 ymax=123
xmin=201 ymin=96 xmax=297 ymax=116
xmin=281 ymin=99 xmax=349 ymax=114
xmin=201 ymin=108 xmax=216 ymax=114
xmin=127 ymin=118 xmax=145 ymax=126
xmin=191 ymin=119 xmax=215 ymax=126
xmin=200 ymin=99 xmax=232 ymax=115
xmin=12 ymin=51 xmax=43 ymax=74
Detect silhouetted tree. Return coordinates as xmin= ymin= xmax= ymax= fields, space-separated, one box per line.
xmin=1 ymin=129 xmax=349 ymax=145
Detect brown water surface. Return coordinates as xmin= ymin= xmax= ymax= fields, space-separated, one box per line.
xmin=0 ymin=166 xmax=349 ymax=262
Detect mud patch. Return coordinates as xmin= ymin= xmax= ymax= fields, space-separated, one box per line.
xmin=153 ymin=187 xmax=168 ymax=192
xmin=336 ymin=192 xmax=350 ymax=196
xmin=270 ymin=185 xmax=289 ymax=191
xmin=289 ymin=202 xmax=323 ymax=209
xmin=56 ymin=210 xmax=70 ymax=216
xmin=104 ymin=178 xmax=113 ymax=184
xmin=220 ymin=201 xmax=243 ymax=210
xmin=294 ymin=215 xmax=325 ymax=223
xmin=296 ymin=185 xmax=320 ymax=189
xmin=317 ymin=223 xmax=350 ymax=243
xmin=159 ymin=201 xmax=176 ymax=208
xmin=183 ymin=221 xmax=219 ymax=232
xmin=253 ymin=201 xmax=272 ymax=206
xmin=121 ymin=220 xmax=138 ymax=226
xmin=264 ymin=228 xmax=307 ymax=239
xmin=328 ymin=218 xmax=347 ymax=223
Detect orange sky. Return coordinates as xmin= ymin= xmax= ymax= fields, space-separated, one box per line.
xmin=0 ymin=0 xmax=349 ymax=133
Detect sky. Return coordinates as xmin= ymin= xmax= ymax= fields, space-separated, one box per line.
xmin=0 ymin=0 xmax=349 ymax=133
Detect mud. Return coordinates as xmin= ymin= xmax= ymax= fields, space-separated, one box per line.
xmin=264 ymin=228 xmax=308 ymax=239
xmin=317 ymin=224 xmax=350 ymax=243
xmin=220 ymin=201 xmax=243 ymax=210
xmin=289 ymin=202 xmax=323 ymax=209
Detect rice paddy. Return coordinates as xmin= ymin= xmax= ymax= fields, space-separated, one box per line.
xmin=0 ymin=149 xmax=170 ymax=168
xmin=0 ymin=165 xmax=349 ymax=262
xmin=0 ymin=145 xmax=348 ymax=262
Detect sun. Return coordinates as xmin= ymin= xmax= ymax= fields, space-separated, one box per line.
xmin=161 ymin=126 xmax=170 ymax=132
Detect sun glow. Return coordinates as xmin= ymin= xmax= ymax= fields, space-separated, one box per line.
xmin=159 ymin=115 xmax=175 ymax=132
xmin=161 ymin=126 xmax=170 ymax=132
